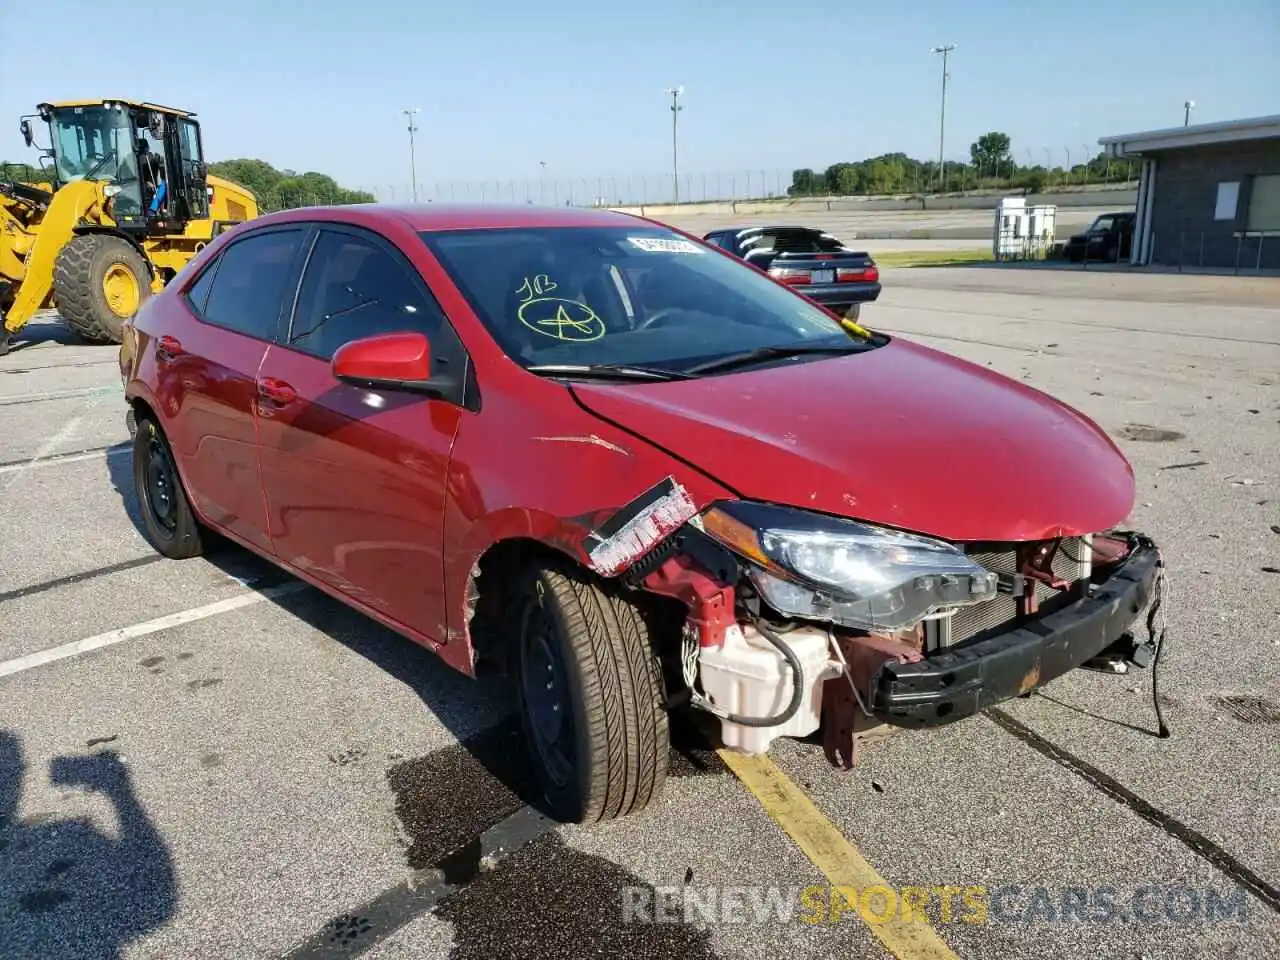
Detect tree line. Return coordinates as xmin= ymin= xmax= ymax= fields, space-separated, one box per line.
xmin=0 ymin=157 xmax=372 ymax=212
xmin=788 ymin=131 xmax=1140 ymax=198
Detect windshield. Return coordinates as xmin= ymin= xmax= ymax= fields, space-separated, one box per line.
xmin=420 ymin=225 xmax=873 ymax=373
xmin=740 ymin=229 xmax=847 ymax=255
xmin=47 ymin=105 xmax=134 ymax=185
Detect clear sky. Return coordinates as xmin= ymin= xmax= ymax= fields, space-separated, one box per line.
xmin=1 ymin=0 xmax=1276 ymax=198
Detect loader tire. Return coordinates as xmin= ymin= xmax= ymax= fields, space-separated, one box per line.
xmin=54 ymin=234 xmax=151 ymax=345
xmin=513 ymin=561 xmax=669 ymax=823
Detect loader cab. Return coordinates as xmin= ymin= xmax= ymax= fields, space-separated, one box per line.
xmin=36 ymin=99 xmax=210 ymax=232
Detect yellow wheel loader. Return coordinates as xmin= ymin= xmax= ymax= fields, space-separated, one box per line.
xmin=0 ymin=99 xmax=259 ymax=355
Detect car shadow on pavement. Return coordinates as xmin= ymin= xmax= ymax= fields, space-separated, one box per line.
xmin=103 ymin=439 xmax=725 ymax=810
xmin=101 ymin=447 xmax=730 ymax=957
xmin=0 ymin=730 xmax=177 ymax=960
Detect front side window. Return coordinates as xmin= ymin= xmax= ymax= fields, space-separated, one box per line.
xmin=288 ymin=230 xmax=445 ymax=360
xmin=195 ymin=229 xmax=306 ymax=340
xmin=420 ymin=225 xmax=871 ymax=372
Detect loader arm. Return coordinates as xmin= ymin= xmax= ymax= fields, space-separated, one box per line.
xmin=2 ymin=179 xmax=103 ymax=336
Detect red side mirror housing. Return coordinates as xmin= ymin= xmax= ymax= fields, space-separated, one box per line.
xmin=331 ymin=332 xmax=432 ymax=390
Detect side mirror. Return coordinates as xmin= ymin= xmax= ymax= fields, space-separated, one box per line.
xmin=19 ymin=119 xmax=33 ymax=148
xmin=332 ymin=331 xmax=440 ymax=394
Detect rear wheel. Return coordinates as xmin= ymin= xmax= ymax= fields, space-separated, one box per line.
xmin=132 ymin=415 xmax=208 ymax=559
xmin=514 ymin=561 xmax=669 ymax=822
xmin=842 ymin=303 xmax=862 ymax=321
xmin=54 ymin=234 xmax=152 ymax=344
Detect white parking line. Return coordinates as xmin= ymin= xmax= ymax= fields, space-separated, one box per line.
xmin=0 ymin=582 xmax=308 ymax=679
xmin=0 ymin=446 xmax=129 ymax=476
xmin=2 ymin=414 xmax=84 ymax=488
xmin=0 ymin=385 xmax=120 ymax=405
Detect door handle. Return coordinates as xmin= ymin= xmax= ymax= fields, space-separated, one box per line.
xmin=257 ymin=377 xmax=297 ymax=406
xmin=155 ymin=335 xmax=183 ymax=361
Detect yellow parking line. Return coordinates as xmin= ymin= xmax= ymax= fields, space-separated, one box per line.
xmin=718 ymin=749 xmax=960 ymax=960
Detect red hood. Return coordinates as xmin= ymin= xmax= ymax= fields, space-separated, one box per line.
xmin=570 ymin=339 xmax=1135 ymax=542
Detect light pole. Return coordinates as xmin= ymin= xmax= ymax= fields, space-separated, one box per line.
xmin=930 ymin=44 xmax=955 ymax=193
xmin=1184 ymin=100 xmax=1195 ymax=127
xmin=665 ymin=85 xmax=684 ymax=204
xmin=402 ymin=107 xmax=420 ymax=202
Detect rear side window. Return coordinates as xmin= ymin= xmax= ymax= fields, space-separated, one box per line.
xmin=197 ymin=229 xmax=306 ymax=340
xmin=288 ymin=229 xmax=445 ymax=360
xmin=185 ymin=259 xmax=218 ymax=314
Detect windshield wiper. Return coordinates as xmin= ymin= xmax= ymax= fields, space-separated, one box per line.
xmin=684 ymin=343 xmax=869 ymax=376
xmin=525 ymin=363 xmax=691 ymax=382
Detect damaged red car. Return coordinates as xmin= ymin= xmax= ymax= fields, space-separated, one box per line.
xmin=118 ymin=203 xmax=1164 ymax=823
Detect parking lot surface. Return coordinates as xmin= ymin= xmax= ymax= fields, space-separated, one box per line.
xmin=2 ymin=264 xmax=1278 ymax=960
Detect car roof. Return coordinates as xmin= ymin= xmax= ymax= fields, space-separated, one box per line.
xmin=39 ymin=98 xmax=195 ymax=118
xmin=239 ymin=202 xmax=648 ymax=234
xmin=704 ymin=225 xmax=831 ymax=239
xmin=732 ymin=225 xmax=823 ymax=235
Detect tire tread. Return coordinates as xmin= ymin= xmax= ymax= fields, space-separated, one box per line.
xmin=528 ymin=563 xmax=669 ymax=822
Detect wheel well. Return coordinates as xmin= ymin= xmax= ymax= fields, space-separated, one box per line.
xmin=466 ymin=538 xmax=558 ymax=675
xmin=129 ymin=395 xmax=158 ymax=425
xmin=465 ymin=536 xmax=687 ymax=680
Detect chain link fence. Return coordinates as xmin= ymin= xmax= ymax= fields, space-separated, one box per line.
xmin=321 ymin=156 xmax=1136 ymax=211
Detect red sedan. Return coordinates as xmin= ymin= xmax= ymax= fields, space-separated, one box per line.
xmin=118 ymin=203 xmax=1164 ymax=822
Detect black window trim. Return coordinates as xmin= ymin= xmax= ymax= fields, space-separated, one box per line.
xmin=275 ymin=220 xmax=480 ymax=412
xmin=179 ymin=222 xmax=316 ymax=345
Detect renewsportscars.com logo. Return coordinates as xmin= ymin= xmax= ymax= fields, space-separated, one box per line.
xmin=620 ymin=883 xmax=1253 ymax=927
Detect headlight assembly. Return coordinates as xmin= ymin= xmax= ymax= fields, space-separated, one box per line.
xmin=697 ymin=500 xmax=998 ymax=632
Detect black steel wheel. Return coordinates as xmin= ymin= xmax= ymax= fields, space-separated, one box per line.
xmin=513 ymin=562 xmax=669 ymax=823
xmin=132 ymin=414 xmax=208 ymax=559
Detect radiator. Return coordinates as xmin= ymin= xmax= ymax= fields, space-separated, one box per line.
xmin=924 ymin=537 xmax=1091 ymax=651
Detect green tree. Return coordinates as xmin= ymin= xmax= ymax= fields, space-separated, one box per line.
xmin=969 ymin=132 xmax=1013 ymax=176
xmin=0 ymin=161 xmax=54 ymax=186
xmin=207 ymin=159 xmax=374 ymax=211
xmin=788 ymin=168 xmax=823 ymax=196
xmin=823 ymin=163 xmax=860 ymax=196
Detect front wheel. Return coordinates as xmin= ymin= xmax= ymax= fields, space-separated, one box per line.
xmin=514 ymin=562 xmax=670 ymax=823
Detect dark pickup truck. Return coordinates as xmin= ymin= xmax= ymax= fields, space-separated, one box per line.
xmin=1063 ymin=211 xmax=1135 ymax=263
xmin=703 ymin=225 xmax=881 ymax=320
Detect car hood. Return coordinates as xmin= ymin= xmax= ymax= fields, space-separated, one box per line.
xmin=570 ymin=339 xmax=1135 ymax=542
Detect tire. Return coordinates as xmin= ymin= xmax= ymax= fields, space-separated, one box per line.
xmin=54 ymin=234 xmax=152 ymax=344
xmin=514 ymin=561 xmax=670 ymax=823
xmin=842 ymin=303 xmax=862 ymax=321
xmin=132 ymin=415 xmax=208 ymax=560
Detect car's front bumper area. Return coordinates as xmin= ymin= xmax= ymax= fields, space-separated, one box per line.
xmin=871 ymin=534 xmax=1161 ymax=728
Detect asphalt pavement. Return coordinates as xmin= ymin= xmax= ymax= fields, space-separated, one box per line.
xmin=1 ymin=264 xmax=1277 ymax=960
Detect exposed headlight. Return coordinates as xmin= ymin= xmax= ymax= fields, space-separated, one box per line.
xmin=697 ymin=501 xmax=998 ymax=631
xmin=103 ymin=184 xmax=122 ymax=197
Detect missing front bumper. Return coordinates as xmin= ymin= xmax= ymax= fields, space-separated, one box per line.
xmin=870 ymin=534 xmax=1161 ymax=728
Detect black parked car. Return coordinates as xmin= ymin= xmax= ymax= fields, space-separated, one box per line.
xmin=703 ymin=226 xmax=880 ymax=320
xmin=1063 ymin=212 xmax=1135 ymax=263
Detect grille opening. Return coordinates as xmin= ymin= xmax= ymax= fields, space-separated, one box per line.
xmin=924 ymin=538 xmax=1089 ymax=652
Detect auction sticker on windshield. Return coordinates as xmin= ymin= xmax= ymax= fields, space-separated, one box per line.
xmin=628 ymin=237 xmax=704 ymax=254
